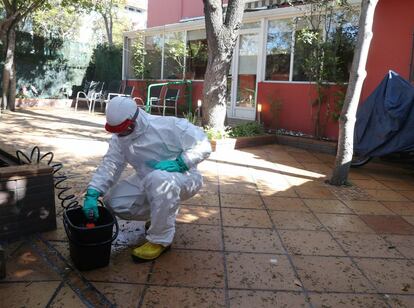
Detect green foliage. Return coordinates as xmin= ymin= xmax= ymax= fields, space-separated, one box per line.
xmin=132 ymin=33 xmax=145 ymax=78
xmin=32 ymin=1 xmax=84 ymax=40
xmin=204 ymin=126 xmax=231 ymax=140
xmin=204 ymin=122 xmax=265 ymax=140
xmin=228 ymin=122 xmax=265 ymax=138
xmin=85 ymin=43 xmax=122 ymax=86
xmin=293 ymin=1 xmax=358 ymax=137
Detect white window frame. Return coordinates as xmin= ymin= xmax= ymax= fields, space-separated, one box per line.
xmin=122 ymin=0 xmax=361 ymax=83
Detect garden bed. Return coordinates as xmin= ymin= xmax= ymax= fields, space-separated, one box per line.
xmin=210 ymin=134 xmax=277 ymax=151
xmin=210 ymin=133 xmax=337 ymax=155
xmin=16 ymin=98 xmax=72 ymax=109
xmin=276 ymin=134 xmax=337 ymax=155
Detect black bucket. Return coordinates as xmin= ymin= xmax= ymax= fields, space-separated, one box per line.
xmin=63 ymin=206 xmax=119 ymax=271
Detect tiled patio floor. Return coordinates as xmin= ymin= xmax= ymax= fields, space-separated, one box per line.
xmin=0 ymin=108 xmax=414 ymax=307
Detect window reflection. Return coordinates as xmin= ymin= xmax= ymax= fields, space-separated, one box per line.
xmin=164 ymin=32 xmax=185 ymax=79
xmin=265 ymin=19 xmax=292 ymax=81
xmin=143 ymin=35 xmax=163 ymax=79
xmin=237 ymin=33 xmax=258 ymax=108
xmin=186 ymin=29 xmax=208 ymax=80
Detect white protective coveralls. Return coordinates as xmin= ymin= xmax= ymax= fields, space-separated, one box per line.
xmin=88 ymin=99 xmax=211 ymax=246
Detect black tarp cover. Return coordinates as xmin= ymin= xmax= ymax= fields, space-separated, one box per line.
xmin=354 ymin=70 xmax=414 ymax=157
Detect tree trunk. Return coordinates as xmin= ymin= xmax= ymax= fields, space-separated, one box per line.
xmin=202 ymin=0 xmax=245 ymax=131
xmin=202 ymin=54 xmax=231 ymax=129
xmin=2 ymin=28 xmax=17 ymax=111
xmin=103 ymin=14 xmax=113 ymax=46
xmin=329 ymin=0 xmax=378 ymax=186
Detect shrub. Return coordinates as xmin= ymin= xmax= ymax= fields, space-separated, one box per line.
xmin=204 ymin=126 xmax=231 ymax=140
xmin=228 ymin=122 xmax=264 ymax=138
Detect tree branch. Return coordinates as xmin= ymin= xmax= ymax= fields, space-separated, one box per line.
xmin=203 ymin=0 xmax=224 ymax=39
xmin=224 ymin=0 xmax=244 ymax=30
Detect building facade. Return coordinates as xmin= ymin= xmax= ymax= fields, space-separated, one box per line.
xmin=123 ymin=0 xmax=414 ymax=140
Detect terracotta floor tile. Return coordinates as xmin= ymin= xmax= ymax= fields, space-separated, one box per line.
xmin=220 ymin=193 xmax=264 ymax=209
xmin=222 ymin=208 xmax=272 ymax=228
xmin=92 ymin=282 xmax=144 ymax=308
xmin=359 ymin=215 xmax=414 ymax=235
xmin=386 ymin=295 xmax=414 ymax=308
xmin=181 ymin=191 xmax=220 ymax=207
xmin=283 ymin=174 xmax=313 ymax=186
xmin=355 ymin=258 xmax=414 ymax=294
xmin=257 ymin=184 xmax=298 ymax=197
xmin=343 ymin=200 xmax=395 ymax=215
xmin=289 ymin=152 xmax=321 ymax=163
xmin=199 ymin=180 xmax=219 ymax=193
xmin=176 ymin=205 xmax=220 ymax=225
xmin=293 ymin=256 xmax=374 ymax=292
xmin=42 ymin=217 xmax=68 ymax=241
xmin=399 ymin=190 xmax=414 ymax=201
xmin=332 ymin=232 xmax=403 ymax=258
xmin=263 ymin=196 xmax=309 ymax=212
xmin=381 ymin=201 xmax=414 ymax=215
xmin=309 ymin=293 xmax=388 ymax=308
xmin=380 ymin=180 xmax=414 ymax=191
xmin=226 ymin=253 xmax=299 ymax=290
xmin=270 ymin=211 xmax=323 ymax=231
xmin=316 ymin=213 xmax=374 ymax=233
xmin=82 ymin=246 xmax=151 ymax=283
xmin=352 ymin=179 xmax=390 ymax=190
xmin=280 ymin=230 xmax=345 ymax=256
xmin=0 ymin=281 xmax=60 ymax=307
xmin=294 ymin=185 xmax=336 ymax=199
xmin=150 ymin=250 xmax=224 ymax=287
xmin=268 ymin=152 xmax=297 ymax=162
xmin=4 ymin=243 xmax=61 ymax=281
xmin=174 ymin=224 xmax=222 ymax=250
xmin=223 ymin=227 xmax=284 ymax=253
xmin=383 ymin=235 xmax=414 ymax=259
xmin=220 ymin=181 xmax=259 ymax=195
xmin=228 ymin=290 xmax=308 ymax=308
xmin=364 ymin=189 xmax=409 ymax=202
xmin=303 ymin=199 xmax=352 ymax=214
xmin=348 ymin=169 xmax=373 ymax=180
xmin=402 ymin=215 xmax=414 ymax=226
xmin=301 ymin=162 xmax=332 ymax=174
xmin=49 ymin=284 xmax=87 ymax=307
xmin=142 ymin=286 xmax=225 ymax=307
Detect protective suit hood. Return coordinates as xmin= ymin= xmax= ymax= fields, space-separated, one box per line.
xmin=105 ymin=97 xmax=140 ymax=133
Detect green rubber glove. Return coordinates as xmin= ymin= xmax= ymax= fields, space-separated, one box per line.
xmin=82 ymin=188 xmax=100 ymax=221
xmin=153 ymin=156 xmax=189 ymax=173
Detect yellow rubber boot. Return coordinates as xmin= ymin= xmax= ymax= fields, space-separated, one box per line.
xmin=131 ymin=242 xmax=170 ymax=262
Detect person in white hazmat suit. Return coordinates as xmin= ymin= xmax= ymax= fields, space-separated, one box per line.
xmin=82 ymin=96 xmax=211 ymax=261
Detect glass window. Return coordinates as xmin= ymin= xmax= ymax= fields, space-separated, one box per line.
xmin=265 ymin=19 xmax=293 ymax=81
xmin=292 ymin=10 xmax=359 ymax=82
xmin=143 ymin=34 xmax=163 ymax=79
xmin=125 ymin=37 xmax=136 ymax=79
xmin=185 ymin=29 xmax=207 ymax=80
xmin=163 ymin=31 xmax=185 ymax=79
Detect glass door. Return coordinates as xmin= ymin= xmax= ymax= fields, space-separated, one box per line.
xmin=227 ymin=30 xmax=260 ymax=120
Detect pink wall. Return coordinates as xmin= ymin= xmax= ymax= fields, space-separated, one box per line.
xmin=361 ymin=0 xmax=414 ymax=102
xmin=148 ymin=0 xmax=204 ymax=28
xmin=257 ymin=82 xmax=342 ymax=140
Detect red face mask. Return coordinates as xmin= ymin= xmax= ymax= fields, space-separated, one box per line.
xmin=105 ymin=108 xmax=139 ymax=137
